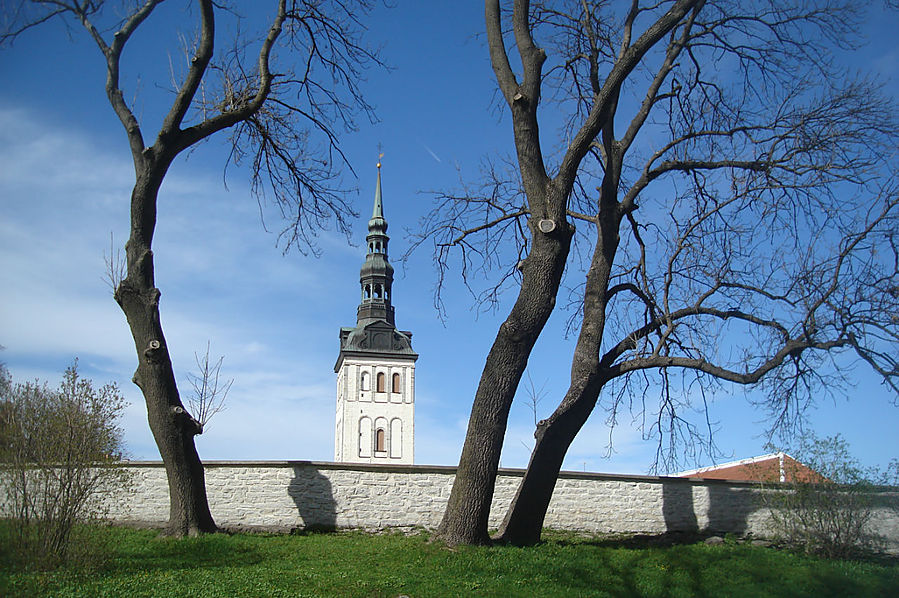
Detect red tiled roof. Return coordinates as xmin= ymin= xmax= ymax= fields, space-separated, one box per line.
xmin=677 ymin=452 xmax=824 ymax=483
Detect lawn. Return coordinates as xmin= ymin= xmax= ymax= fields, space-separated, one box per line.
xmin=1 ymin=526 xmax=897 ymax=597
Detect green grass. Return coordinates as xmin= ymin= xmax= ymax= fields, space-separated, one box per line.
xmin=1 ymin=525 xmax=896 ymax=597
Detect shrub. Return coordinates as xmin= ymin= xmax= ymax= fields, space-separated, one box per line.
xmin=0 ymin=361 xmax=131 ymax=568
xmin=762 ymin=434 xmax=894 ymax=559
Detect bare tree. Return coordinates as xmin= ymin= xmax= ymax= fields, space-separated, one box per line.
xmin=103 ymin=232 xmax=126 ymax=294
xmin=185 ymin=342 xmax=232 ymax=432
xmin=2 ymin=0 xmax=382 ymax=536
xmin=517 ymin=372 xmax=546 ymax=451
xmin=418 ymin=0 xmax=898 ymax=546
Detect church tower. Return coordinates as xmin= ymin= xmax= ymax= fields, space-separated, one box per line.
xmin=334 ymin=160 xmax=417 ymax=464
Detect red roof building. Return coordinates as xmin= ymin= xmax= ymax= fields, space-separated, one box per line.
xmin=677 ymin=452 xmax=824 ymax=483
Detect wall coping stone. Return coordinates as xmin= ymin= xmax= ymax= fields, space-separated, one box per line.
xmin=121 ymin=460 xmax=771 ymax=487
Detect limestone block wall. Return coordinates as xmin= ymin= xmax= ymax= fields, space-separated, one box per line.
xmin=5 ymin=461 xmax=898 ymax=551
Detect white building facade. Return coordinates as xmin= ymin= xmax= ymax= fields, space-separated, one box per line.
xmin=334 ymin=164 xmax=417 ymax=464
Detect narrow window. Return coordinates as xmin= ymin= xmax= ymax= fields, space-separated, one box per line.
xmin=359 ymin=417 xmax=372 ymax=458
xmin=360 ymin=371 xmax=370 ymax=391
xmin=364 ymin=285 xmax=371 ymax=299
xmin=376 ymin=372 xmax=386 ymax=393
xmin=390 ymin=419 xmax=402 ymax=458
xmin=392 ymin=372 xmax=401 ymax=393
xmin=375 ymin=428 xmax=386 ymax=452
xmin=375 ymin=284 xmax=383 ymax=299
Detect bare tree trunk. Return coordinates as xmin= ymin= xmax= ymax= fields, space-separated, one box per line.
xmin=434 ymin=216 xmax=573 ymax=545
xmin=495 ymin=373 xmax=602 ymax=545
xmin=2 ymin=0 xmax=385 ymax=538
xmin=115 ymin=174 xmax=216 ymax=536
xmin=432 ymin=0 xmax=574 ymax=546
xmin=434 ymin=0 xmax=719 ymax=547
xmin=496 ymin=211 xmax=619 ymax=545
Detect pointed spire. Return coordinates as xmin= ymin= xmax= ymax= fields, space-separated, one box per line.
xmin=356 ymin=155 xmax=394 ymax=326
xmin=369 ymin=152 xmax=387 ymax=232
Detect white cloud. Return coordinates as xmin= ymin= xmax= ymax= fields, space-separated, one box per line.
xmin=0 ymin=104 xmax=690 ymax=473
xmin=0 ymin=107 xmax=135 ymax=196
xmin=0 ymin=106 xmax=355 ymax=460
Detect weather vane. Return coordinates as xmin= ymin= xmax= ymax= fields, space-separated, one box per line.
xmin=377 ymin=143 xmax=384 ymax=169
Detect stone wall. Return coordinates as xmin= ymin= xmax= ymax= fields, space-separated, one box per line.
xmin=87 ymin=461 xmax=898 ymax=550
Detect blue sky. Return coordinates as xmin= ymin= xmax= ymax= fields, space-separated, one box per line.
xmin=1 ymin=1 xmax=897 ymax=474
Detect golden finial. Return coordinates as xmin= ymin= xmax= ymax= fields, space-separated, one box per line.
xmin=377 ymin=144 xmax=384 ymax=169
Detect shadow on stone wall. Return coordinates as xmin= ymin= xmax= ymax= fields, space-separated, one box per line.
xmin=662 ymin=480 xmax=756 ymax=535
xmin=662 ymin=480 xmax=698 ymax=533
xmin=706 ymin=484 xmax=755 ymax=535
xmin=288 ymin=466 xmax=337 ymax=532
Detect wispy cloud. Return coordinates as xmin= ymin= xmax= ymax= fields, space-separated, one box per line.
xmin=0 ymin=106 xmax=357 ymax=459
xmin=0 ymin=105 xmax=723 ymax=472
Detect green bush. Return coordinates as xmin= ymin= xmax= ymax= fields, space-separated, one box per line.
xmin=0 ymin=361 xmax=132 ymax=569
xmin=763 ymin=434 xmax=895 ymax=559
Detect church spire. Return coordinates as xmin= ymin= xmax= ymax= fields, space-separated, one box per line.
xmin=334 ymin=152 xmax=417 ymax=465
xmin=370 ymin=158 xmax=386 ymax=230
xmin=356 ymin=158 xmax=395 ymax=326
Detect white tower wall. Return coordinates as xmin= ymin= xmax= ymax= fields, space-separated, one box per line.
xmin=335 ymin=357 xmax=415 ymax=464
xmin=334 ymin=163 xmax=416 ymax=465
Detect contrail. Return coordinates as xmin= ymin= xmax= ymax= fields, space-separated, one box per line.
xmin=422 ymin=143 xmax=441 ymax=163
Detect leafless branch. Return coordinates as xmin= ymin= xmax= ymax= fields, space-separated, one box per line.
xmin=425 ymin=1 xmax=897 ymax=481
xmin=185 ymin=342 xmax=233 ymax=432
xmin=102 ymin=232 xmax=126 ymax=294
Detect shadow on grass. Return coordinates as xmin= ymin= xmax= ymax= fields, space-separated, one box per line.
xmin=519 ymin=535 xmax=710 ymax=597
xmin=102 ymin=528 xmax=266 ymax=573
xmin=546 ymin=530 xmax=708 ymax=549
xmin=532 ymin=532 xmax=899 ymax=598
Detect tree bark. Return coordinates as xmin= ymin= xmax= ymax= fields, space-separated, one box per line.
xmin=434 ymin=212 xmax=573 ymax=545
xmin=496 ymin=196 xmax=621 ymax=545
xmin=495 ymin=372 xmax=603 ymax=545
xmin=434 ymin=0 xmax=701 ymax=546
xmin=115 ymin=171 xmax=217 ymax=536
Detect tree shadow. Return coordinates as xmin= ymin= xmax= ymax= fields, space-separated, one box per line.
xmin=662 ymin=479 xmax=754 ymax=537
xmin=95 ymin=529 xmax=265 ymax=573
xmin=288 ymin=465 xmax=338 ymax=533
xmin=662 ymin=479 xmax=699 ymax=534
xmin=705 ymin=484 xmax=754 ymax=536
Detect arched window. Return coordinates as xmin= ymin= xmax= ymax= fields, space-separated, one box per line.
xmin=375 ymin=428 xmax=386 ymax=452
xmin=376 ymin=372 xmax=386 ymax=393
xmin=374 ymin=284 xmax=383 ymax=299
xmin=360 ymin=371 xmax=370 ymax=391
xmin=364 ymin=285 xmax=371 ymax=299
xmin=392 ymin=373 xmax=401 ymax=393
